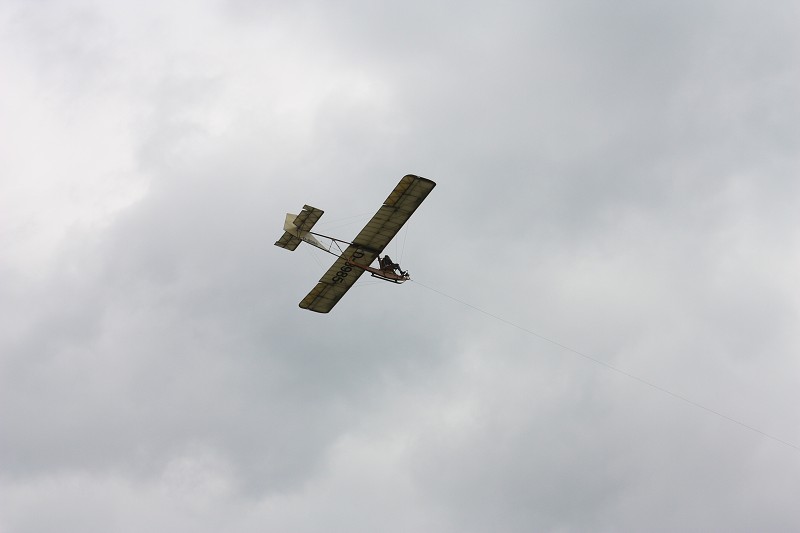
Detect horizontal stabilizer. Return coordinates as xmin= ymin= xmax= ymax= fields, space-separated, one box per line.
xmin=293 ymin=205 xmax=324 ymax=232
xmin=275 ymin=231 xmax=303 ymax=251
xmin=275 ymin=205 xmax=325 ymax=251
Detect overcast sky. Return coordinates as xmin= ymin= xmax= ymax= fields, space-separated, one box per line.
xmin=2 ymin=0 xmax=800 ymax=531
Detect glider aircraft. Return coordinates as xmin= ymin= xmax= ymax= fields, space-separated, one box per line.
xmin=275 ymin=174 xmax=436 ymax=313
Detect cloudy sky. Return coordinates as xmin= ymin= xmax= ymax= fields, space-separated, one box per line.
xmin=2 ymin=0 xmax=800 ymax=531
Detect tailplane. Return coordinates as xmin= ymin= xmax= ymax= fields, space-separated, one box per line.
xmin=274 ymin=205 xmax=324 ymax=251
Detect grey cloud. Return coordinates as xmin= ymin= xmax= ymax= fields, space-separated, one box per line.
xmin=2 ymin=0 xmax=800 ymax=531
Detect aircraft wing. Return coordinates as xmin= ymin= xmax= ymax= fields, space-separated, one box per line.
xmin=352 ymin=175 xmax=437 ymax=252
xmin=299 ymin=246 xmax=380 ymax=313
xmin=298 ymin=174 xmax=436 ymax=313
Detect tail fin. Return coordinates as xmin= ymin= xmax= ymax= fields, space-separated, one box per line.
xmin=274 ymin=205 xmax=324 ymax=251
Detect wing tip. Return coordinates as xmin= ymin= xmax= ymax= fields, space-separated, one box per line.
xmin=403 ymin=174 xmax=437 ymax=188
xmin=299 ymin=304 xmax=331 ymax=313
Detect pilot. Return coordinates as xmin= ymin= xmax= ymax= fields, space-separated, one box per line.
xmin=380 ymin=255 xmax=405 ymax=275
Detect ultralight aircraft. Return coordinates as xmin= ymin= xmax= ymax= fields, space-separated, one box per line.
xmin=275 ymin=174 xmax=436 ymax=313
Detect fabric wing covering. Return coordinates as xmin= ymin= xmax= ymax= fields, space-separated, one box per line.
xmin=299 ymin=174 xmax=436 ymax=313
xmin=293 ymin=205 xmax=324 ymax=232
xmin=274 ymin=230 xmax=302 ymax=251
